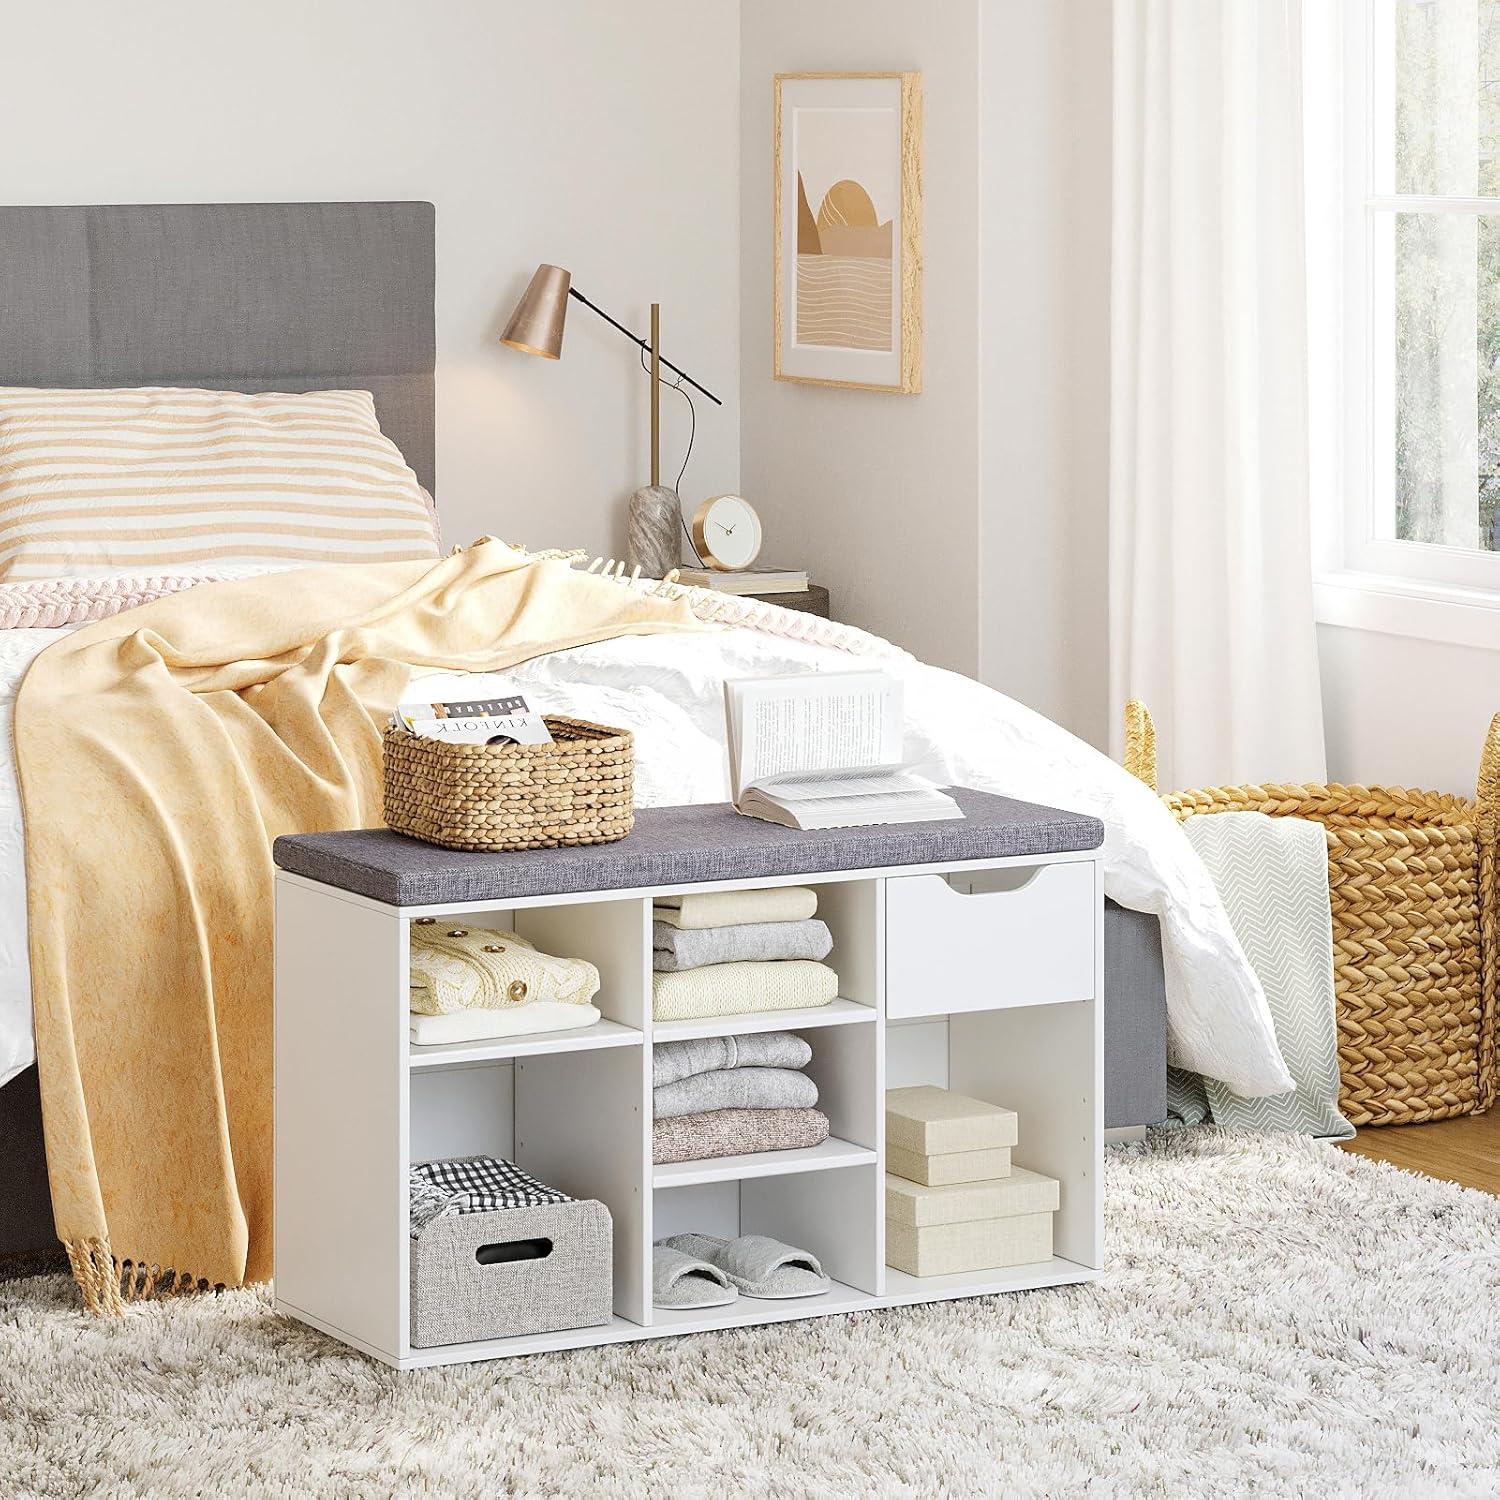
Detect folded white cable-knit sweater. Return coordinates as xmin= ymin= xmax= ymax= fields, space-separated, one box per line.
xmin=652 ymin=960 xmax=838 ymax=1021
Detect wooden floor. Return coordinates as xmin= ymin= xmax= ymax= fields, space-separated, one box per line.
xmin=1339 ymin=1108 xmax=1500 ymax=1195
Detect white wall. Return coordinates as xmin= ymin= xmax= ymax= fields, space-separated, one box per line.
xmin=0 ymin=0 xmax=740 ymax=556
xmin=1319 ymin=625 xmax=1497 ymax=795
xmin=739 ymin=0 xmax=983 ymax=676
xmin=978 ymin=0 xmax=1112 ymax=746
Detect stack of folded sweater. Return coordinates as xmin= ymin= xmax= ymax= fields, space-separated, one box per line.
xmin=652 ymin=1032 xmax=830 ymax=1164
xmin=652 ymin=886 xmax=839 ymax=1022
xmin=409 ymin=922 xmax=602 ymax=1046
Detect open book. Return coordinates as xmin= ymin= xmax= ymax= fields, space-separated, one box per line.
xmin=724 ymin=672 xmax=962 ymax=829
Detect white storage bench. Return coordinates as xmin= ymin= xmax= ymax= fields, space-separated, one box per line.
xmin=272 ymin=788 xmax=1105 ymax=1369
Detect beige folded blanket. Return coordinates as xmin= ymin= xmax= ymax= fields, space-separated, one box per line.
xmin=654 ymin=886 xmax=818 ymax=930
xmin=652 ymin=1107 xmax=831 ymax=1164
xmin=16 ymin=541 xmax=705 ymax=1310
xmin=652 ymin=960 xmax=839 ymax=1021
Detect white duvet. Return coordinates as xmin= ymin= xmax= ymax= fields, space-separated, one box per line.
xmin=0 ymin=572 xmax=1294 ymax=1098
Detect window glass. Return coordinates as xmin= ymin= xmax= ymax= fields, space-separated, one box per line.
xmin=1393 ymin=0 xmax=1500 ymax=196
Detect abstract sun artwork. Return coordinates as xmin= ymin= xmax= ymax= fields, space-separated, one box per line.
xmin=775 ymin=73 xmax=921 ymax=393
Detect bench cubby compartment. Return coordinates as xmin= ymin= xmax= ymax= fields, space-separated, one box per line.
xmin=650 ymin=877 xmax=880 ymax=1039
xmin=649 ymin=1020 xmax=880 ymax=1189
xmin=407 ymin=895 xmax=650 ymax=1071
xmin=652 ymin=1159 xmax=883 ymax=1320
xmin=883 ymin=998 xmax=1099 ymax=1287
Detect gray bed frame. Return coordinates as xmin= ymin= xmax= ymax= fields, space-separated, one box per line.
xmin=0 ymin=201 xmax=1165 ymax=1266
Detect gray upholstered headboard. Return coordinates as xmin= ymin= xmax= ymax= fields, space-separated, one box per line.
xmin=0 ymin=201 xmax=436 ymax=493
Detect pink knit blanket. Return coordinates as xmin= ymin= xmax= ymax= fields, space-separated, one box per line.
xmin=0 ymin=561 xmax=901 ymax=665
xmin=0 ymin=572 xmax=245 ymax=630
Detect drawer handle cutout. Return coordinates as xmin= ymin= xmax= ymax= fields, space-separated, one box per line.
xmin=475 ymin=1236 xmax=554 ymax=1266
xmin=944 ymin=867 xmax=1045 ymax=895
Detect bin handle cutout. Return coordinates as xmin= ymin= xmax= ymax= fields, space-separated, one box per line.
xmin=475 ymin=1236 xmax=554 ymax=1266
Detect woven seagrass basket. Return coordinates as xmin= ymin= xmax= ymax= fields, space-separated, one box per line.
xmin=1123 ymin=700 xmax=1499 ymax=1126
xmin=384 ymin=716 xmax=633 ymax=853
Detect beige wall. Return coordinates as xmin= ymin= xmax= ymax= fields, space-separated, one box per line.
xmin=0 ymin=0 xmax=741 ymax=557
xmin=739 ymin=0 xmax=983 ymax=676
xmin=739 ymin=0 xmax=1113 ymax=730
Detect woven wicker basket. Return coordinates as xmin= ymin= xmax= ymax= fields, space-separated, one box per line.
xmin=1123 ymin=700 xmax=1500 ymax=1126
xmin=384 ymin=716 xmax=633 ymax=853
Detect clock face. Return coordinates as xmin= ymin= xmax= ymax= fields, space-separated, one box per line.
xmin=694 ymin=494 xmax=762 ymax=570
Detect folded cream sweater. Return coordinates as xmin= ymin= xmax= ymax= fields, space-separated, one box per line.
xmin=409 ymin=1002 xmax=601 ymax=1046
xmin=652 ymin=960 xmax=839 ymax=1021
xmin=653 ymin=885 xmax=818 ymax=930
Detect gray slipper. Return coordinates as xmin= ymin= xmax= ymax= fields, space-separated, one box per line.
xmin=653 ymin=1243 xmax=737 ymax=1309
xmin=662 ymin=1232 xmax=830 ymax=1300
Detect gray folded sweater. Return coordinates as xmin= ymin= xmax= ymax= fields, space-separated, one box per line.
xmin=652 ymin=918 xmax=833 ymax=972
xmin=654 ymin=1066 xmax=819 ymax=1119
xmin=653 ymin=1031 xmax=812 ymax=1087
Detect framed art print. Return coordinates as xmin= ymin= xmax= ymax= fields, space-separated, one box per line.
xmin=774 ymin=72 xmax=922 ymax=394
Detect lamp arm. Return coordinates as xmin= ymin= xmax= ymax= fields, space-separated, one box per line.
xmin=567 ymin=287 xmax=723 ymax=407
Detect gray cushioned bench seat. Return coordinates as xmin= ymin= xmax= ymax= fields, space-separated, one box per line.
xmin=272 ymin=788 xmax=1104 ymax=907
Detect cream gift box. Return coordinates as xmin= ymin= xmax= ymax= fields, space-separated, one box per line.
xmin=885 ymin=1086 xmax=1018 ymax=1158
xmin=885 ymin=1166 xmax=1061 ymax=1277
xmin=886 ymin=1166 xmax=1059 ymax=1228
xmin=885 ymin=1143 xmax=1011 ymax=1187
xmin=886 ymin=1213 xmax=1053 ymax=1277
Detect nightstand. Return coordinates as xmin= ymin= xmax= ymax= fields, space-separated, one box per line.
xmin=747 ymin=584 xmax=830 ymax=618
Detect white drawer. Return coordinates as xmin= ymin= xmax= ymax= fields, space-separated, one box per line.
xmin=885 ymin=863 xmax=1096 ymax=1019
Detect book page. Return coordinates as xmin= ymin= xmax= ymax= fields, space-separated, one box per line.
xmin=727 ymin=672 xmax=902 ymax=799
xmin=756 ymin=767 xmax=931 ymax=804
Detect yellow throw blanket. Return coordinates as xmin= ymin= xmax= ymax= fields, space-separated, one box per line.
xmin=15 ymin=542 xmax=705 ymax=1311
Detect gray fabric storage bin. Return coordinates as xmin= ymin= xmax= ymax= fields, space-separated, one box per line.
xmin=410 ymin=1199 xmax=613 ymax=1347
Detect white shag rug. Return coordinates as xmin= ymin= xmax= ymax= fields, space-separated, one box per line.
xmin=3 ymin=1129 xmax=1498 ymax=1498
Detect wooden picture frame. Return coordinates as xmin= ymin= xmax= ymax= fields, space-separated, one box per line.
xmin=774 ymin=71 xmax=922 ymax=394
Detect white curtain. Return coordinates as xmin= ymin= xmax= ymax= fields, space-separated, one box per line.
xmin=1109 ymin=0 xmax=1326 ymax=791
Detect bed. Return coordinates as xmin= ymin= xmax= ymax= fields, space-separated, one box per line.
xmin=0 ymin=201 xmax=1182 ymax=1266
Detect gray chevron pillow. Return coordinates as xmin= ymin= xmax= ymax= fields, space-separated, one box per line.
xmin=1177 ymin=811 xmax=1353 ymax=1141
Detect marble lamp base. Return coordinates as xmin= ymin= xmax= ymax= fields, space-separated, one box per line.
xmin=628 ymin=484 xmax=683 ymax=578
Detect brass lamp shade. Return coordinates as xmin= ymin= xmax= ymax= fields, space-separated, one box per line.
xmin=501 ymin=264 xmax=572 ymax=358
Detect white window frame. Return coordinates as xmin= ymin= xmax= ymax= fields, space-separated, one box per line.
xmin=1311 ymin=1 xmax=1500 ymax=647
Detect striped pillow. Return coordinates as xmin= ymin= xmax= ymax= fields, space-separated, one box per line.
xmin=0 ymin=387 xmax=440 ymax=581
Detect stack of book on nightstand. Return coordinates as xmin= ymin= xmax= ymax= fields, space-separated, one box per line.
xmin=884 ymin=1085 xmax=1059 ymax=1276
xmin=674 ymin=565 xmax=808 ymax=596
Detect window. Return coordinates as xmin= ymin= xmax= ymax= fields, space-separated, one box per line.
xmin=1319 ymin=0 xmax=1500 ymax=598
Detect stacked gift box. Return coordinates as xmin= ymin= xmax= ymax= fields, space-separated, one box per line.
xmin=884 ymin=1085 xmax=1059 ymax=1277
